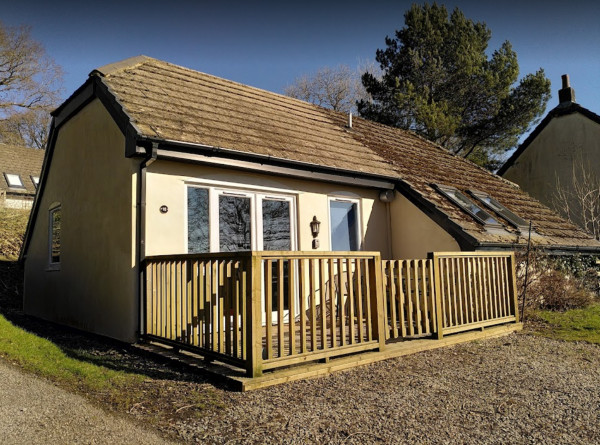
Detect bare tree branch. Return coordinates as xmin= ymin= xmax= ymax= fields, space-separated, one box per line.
xmin=0 ymin=22 xmax=62 ymax=148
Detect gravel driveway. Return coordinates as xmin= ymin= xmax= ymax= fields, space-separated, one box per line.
xmin=0 ymin=359 xmax=175 ymax=445
xmin=167 ymin=333 xmax=600 ymax=444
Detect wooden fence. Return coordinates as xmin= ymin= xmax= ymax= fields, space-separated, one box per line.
xmin=144 ymin=250 xmax=519 ymax=377
xmin=382 ymin=259 xmax=437 ymax=340
xmin=144 ymin=251 xmax=384 ymax=377
xmin=430 ymin=252 xmax=519 ymax=336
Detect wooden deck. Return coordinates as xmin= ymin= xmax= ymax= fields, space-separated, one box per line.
xmin=138 ymin=322 xmax=523 ymax=391
xmin=143 ymin=250 xmax=520 ymax=385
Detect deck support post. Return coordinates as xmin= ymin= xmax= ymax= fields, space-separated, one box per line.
xmin=370 ymin=254 xmax=386 ymax=351
xmin=245 ymin=253 xmax=263 ymax=378
xmin=429 ymin=252 xmax=444 ymax=340
xmin=508 ymin=252 xmax=520 ymax=323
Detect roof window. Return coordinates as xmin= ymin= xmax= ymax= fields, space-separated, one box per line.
xmin=434 ymin=184 xmax=502 ymax=228
xmin=468 ymin=190 xmax=530 ymax=231
xmin=4 ymin=173 xmax=24 ymax=188
xmin=31 ymin=176 xmax=40 ymax=188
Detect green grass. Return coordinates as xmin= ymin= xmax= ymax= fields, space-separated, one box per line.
xmin=0 ymin=312 xmax=144 ymax=398
xmin=530 ymin=303 xmax=600 ymax=345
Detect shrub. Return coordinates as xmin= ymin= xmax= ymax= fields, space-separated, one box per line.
xmin=516 ymin=247 xmax=597 ymax=313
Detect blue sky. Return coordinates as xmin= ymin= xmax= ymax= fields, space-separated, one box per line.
xmin=4 ymin=0 xmax=600 ymax=147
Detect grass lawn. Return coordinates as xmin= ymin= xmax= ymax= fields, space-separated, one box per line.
xmin=528 ymin=303 xmax=600 ymax=345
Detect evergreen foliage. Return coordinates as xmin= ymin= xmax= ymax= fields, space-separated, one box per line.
xmin=359 ymin=3 xmax=551 ymax=169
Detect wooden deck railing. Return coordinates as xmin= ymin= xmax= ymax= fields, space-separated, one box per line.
xmin=429 ymin=252 xmax=519 ymax=336
xmin=143 ymin=250 xmax=519 ymax=377
xmin=382 ymin=259 xmax=437 ymax=340
xmin=144 ymin=251 xmax=385 ymax=377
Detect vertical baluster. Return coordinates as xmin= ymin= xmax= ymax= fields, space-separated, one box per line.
xmin=364 ymin=258 xmax=373 ymax=341
xmin=347 ymin=258 xmax=356 ymax=344
xmin=309 ymin=258 xmax=317 ymax=351
xmin=355 ymin=258 xmax=364 ymax=342
xmin=328 ymin=258 xmax=337 ymax=348
xmin=277 ymin=259 xmax=285 ymax=358
xmin=420 ymin=260 xmax=429 ymax=335
xmin=288 ymin=258 xmax=296 ymax=356
xmin=338 ymin=258 xmax=346 ymax=346
xmin=389 ymin=261 xmax=398 ymax=339
xmin=265 ymin=259 xmax=273 ymax=359
xmin=299 ymin=258 xmax=308 ymax=354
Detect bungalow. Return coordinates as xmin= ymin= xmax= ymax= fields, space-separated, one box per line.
xmin=0 ymin=143 xmax=43 ymax=209
xmin=20 ymin=57 xmax=600 ymax=382
xmin=499 ymin=75 xmax=600 ymax=237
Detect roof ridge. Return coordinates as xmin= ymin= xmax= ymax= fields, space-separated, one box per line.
xmin=91 ymin=55 xmax=155 ymax=77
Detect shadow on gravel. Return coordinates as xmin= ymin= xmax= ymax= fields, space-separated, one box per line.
xmin=0 ymin=260 xmax=216 ymax=386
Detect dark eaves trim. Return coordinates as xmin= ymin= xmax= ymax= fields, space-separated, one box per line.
xmin=497 ymin=102 xmax=600 ymax=176
xmin=134 ymin=136 xmax=398 ymax=190
xmin=20 ymin=75 xmax=140 ymax=260
xmin=475 ymin=241 xmax=600 ymax=255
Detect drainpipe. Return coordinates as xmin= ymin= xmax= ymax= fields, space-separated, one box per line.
xmin=137 ymin=142 xmax=158 ymax=338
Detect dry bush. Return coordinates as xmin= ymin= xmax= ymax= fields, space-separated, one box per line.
xmin=516 ymin=247 xmax=596 ymax=314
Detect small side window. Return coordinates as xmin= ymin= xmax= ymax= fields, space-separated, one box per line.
xmin=49 ymin=205 xmax=61 ymax=267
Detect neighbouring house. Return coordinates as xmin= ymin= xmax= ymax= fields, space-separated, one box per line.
xmin=498 ymin=75 xmax=600 ymax=237
xmin=19 ymin=57 xmax=600 ymax=383
xmin=0 ymin=143 xmax=44 ymax=210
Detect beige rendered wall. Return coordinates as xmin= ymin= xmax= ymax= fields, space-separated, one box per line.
xmin=389 ymin=194 xmax=460 ymax=259
xmin=144 ymin=161 xmax=392 ymax=257
xmin=503 ymin=113 xmax=600 ymax=229
xmin=23 ymin=99 xmax=139 ymax=342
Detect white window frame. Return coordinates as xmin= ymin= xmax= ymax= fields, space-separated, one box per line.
xmin=48 ymin=204 xmax=61 ymax=270
xmin=328 ymin=196 xmax=362 ymax=251
xmin=4 ymin=173 xmax=24 ymax=188
xmin=185 ymin=183 xmax=298 ymax=253
xmin=31 ymin=175 xmax=40 ymax=189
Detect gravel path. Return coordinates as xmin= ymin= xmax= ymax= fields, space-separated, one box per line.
xmin=168 ymin=333 xmax=600 ymax=444
xmin=0 ymin=359 xmax=175 ymax=445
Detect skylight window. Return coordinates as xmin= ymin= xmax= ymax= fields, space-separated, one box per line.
xmin=434 ymin=184 xmax=502 ymax=228
xmin=468 ymin=190 xmax=530 ymax=231
xmin=31 ymin=176 xmax=40 ymax=189
xmin=4 ymin=173 xmax=24 ymax=188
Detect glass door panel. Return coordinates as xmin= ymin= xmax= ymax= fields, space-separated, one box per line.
xmin=262 ymin=199 xmax=291 ymax=251
xmin=219 ymin=195 xmax=252 ymax=252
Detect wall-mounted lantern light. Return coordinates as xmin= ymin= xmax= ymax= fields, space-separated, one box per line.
xmin=310 ymin=215 xmax=321 ymax=249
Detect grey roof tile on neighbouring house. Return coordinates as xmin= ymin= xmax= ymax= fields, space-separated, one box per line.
xmin=51 ymin=56 xmax=600 ymax=252
xmin=0 ymin=143 xmax=44 ymax=196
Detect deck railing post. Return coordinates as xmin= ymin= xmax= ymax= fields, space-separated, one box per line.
xmin=369 ymin=254 xmax=386 ymax=351
xmin=245 ymin=252 xmax=263 ymax=378
xmin=429 ymin=252 xmax=444 ymax=339
xmin=507 ymin=252 xmax=520 ymax=323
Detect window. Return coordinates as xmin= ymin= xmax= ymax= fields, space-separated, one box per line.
xmin=31 ymin=176 xmax=40 ymax=189
xmin=329 ymin=198 xmax=360 ymax=251
xmin=49 ymin=205 xmax=61 ymax=265
xmin=4 ymin=173 xmax=24 ymax=188
xmin=435 ymin=184 xmax=502 ymax=228
xmin=187 ymin=187 xmax=209 ymax=253
xmin=468 ymin=190 xmax=529 ymax=231
xmin=186 ymin=185 xmax=296 ymax=253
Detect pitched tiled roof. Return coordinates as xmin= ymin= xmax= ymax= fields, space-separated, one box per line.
xmin=0 ymin=143 xmax=44 ymax=196
xmin=90 ymin=56 xmax=600 ymax=251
